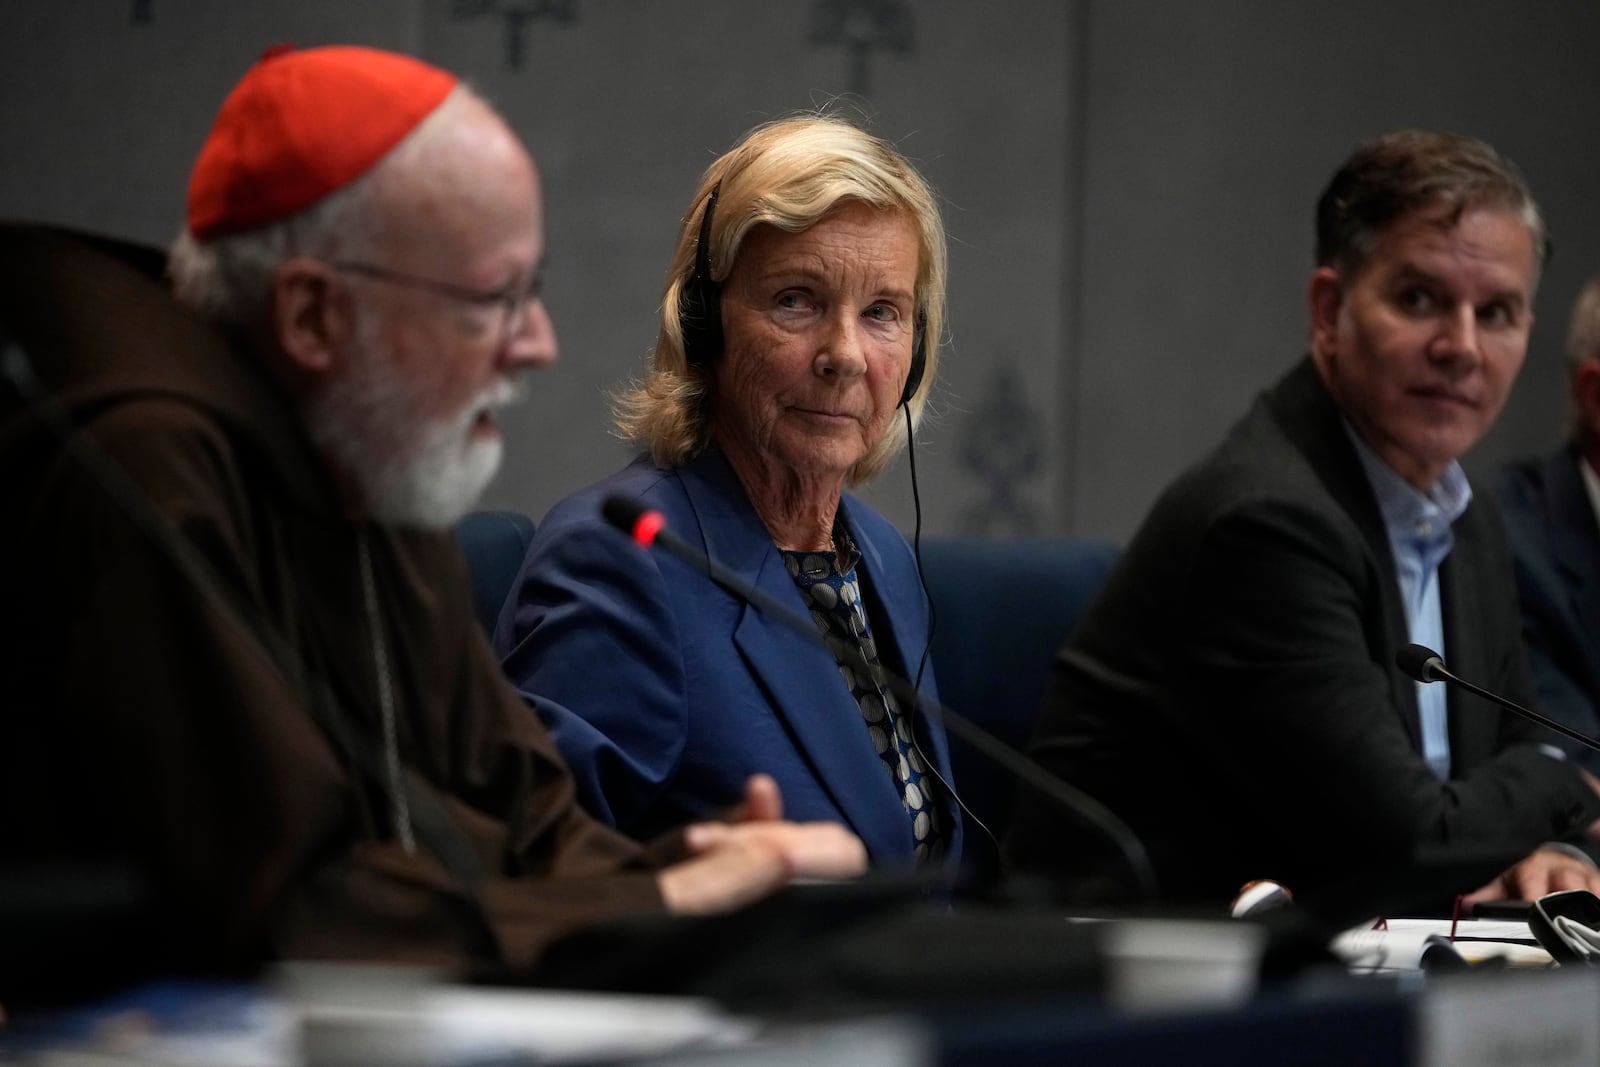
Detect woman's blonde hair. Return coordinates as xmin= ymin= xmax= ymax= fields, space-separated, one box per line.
xmin=614 ymin=113 xmax=947 ymax=485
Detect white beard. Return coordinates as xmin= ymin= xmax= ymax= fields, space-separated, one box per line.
xmin=367 ymin=380 xmax=516 ymax=529
xmin=305 ymin=334 xmax=524 ymax=530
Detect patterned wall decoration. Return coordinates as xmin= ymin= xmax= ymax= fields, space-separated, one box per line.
xmin=448 ymin=0 xmax=580 ymax=70
xmin=956 ymin=362 xmax=1046 ymax=537
xmin=4 ymin=1 xmax=1598 ymax=542
xmin=807 ymin=0 xmax=914 ymax=97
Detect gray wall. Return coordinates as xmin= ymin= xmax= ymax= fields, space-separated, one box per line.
xmin=1074 ymin=1 xmax=1600 ymax=540
xmin=3 ymin=1 xmax=1595 ymax=543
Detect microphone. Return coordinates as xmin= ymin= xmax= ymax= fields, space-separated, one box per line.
xmin=602 ymin=495 xmax=821 ymax=639
xmin=602 ymin=494 xmax=1159 ymax=902
xmin=1395 ymin=643 xmax=1600 ymax=755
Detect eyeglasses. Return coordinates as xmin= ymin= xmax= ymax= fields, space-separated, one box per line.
xmin=329 ymin=260 xmax=543 ymax=342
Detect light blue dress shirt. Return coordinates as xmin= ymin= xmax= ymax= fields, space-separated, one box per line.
xmin=1346 ymin=428 xmax=1471 ymax=780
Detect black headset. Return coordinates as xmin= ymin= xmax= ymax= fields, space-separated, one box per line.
xmin=678 ymin=182 xmax=927 ymax=408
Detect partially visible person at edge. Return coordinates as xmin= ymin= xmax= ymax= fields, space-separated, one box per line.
xmin=0 ymin=44 xmax=864 ymax=989
xmin=1497 ymin=276 xmax=1600 ymax=775
xmin=494 ymin=116 xmax=964 ymax=869
xmin=1006 ymin=129 xmax=1600 ymax=908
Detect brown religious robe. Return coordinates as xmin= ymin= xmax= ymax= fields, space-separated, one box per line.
xmin=0 ymin=225 xmax=664 ymax=989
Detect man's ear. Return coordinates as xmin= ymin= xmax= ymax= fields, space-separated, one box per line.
xmin=272 ymin=257 xmax=350 ymax=375
xmin=1307 ymin=266 xmax=1345 ymax=364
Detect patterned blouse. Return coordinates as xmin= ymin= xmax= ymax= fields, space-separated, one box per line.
xmin=779 ymin=527 xmax=944 ymax=863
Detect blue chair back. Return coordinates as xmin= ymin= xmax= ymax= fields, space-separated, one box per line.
xmin=454 ymin=509 xmax=536 ymax=636
xmin=918 ymin=537 xmax=1119 ymax=871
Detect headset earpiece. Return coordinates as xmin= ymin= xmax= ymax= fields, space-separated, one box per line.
xmin=900 ymin=313 xmax=927 ymax=407
xmin=679 ymin=183 xmax=723 ymax=371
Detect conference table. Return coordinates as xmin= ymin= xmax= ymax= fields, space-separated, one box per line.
xmin=5 ymin=908 xmax=1598 ymax=1066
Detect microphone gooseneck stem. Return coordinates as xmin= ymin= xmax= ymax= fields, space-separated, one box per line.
xmin=1400 ymin=642 xmax=1600 ymax=755
xmin=1435 ymin=666 xmax=1600 ymax=755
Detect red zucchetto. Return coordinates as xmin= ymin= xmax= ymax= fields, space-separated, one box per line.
xmin=186 ymin=44 xmax=457 ymax=240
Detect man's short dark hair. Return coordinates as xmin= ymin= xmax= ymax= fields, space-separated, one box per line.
xmin=1315 ymin=129 xmax=1548 ymax=276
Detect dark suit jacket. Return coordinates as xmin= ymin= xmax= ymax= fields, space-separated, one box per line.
xmin=1497 ymin=447 xmax=1600 ymax=772
xmin=1006 ymin=359 xmax=1600 ymax=905
xmin=495 ymin=448 xmax=963 ymax=868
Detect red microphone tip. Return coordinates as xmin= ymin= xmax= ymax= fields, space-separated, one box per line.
xmin=632 ymin=510 xmax=665 ymax=548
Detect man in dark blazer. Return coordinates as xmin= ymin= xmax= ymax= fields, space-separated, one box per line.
xmin=1007 ymin=131 xmax=1600 ymax=908
xmin=1498 ymin=277 xmax=1600 ymax=774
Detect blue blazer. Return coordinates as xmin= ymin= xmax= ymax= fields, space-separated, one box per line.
xmin=493 ymin=448 xmax=963 ymax=867
xmin=1497 ymin=447 xmax=1600 ymax=771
